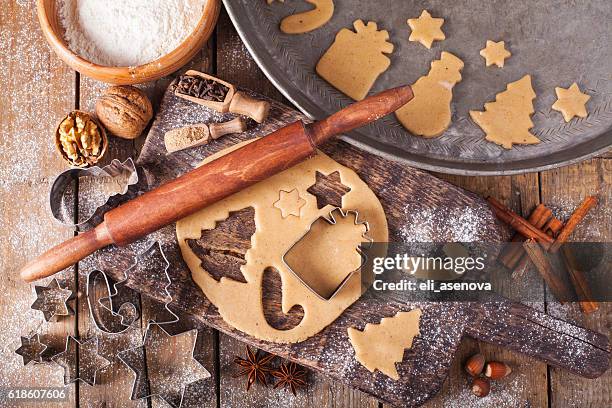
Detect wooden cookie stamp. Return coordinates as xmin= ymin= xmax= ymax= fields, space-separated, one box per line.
xmin=174 ymin=70 xmax=270 ymax=123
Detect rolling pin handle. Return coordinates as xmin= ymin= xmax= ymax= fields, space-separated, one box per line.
xmin=19 ymin=223 xmax=113 ymax=282
xmin=229 ymin=91 xmax=271 ymax=123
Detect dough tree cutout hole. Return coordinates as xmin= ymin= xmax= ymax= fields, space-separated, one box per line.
xmin=187 ymin=207 xmax=256 ymax=283
xmin=262 ymin=267 xmax=305 ymax=331
xmin=284 ymin=209 xmax=368 ymax=300
xmin=306 ymin=171 xmax=351 ymax=210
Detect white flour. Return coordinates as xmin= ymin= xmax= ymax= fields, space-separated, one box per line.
xmin=59 ymin=0 xmax=207 ymax=67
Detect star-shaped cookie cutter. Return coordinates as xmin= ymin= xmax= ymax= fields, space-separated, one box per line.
xmin=282 ymin=207 xmax=373 ymax=301
xmin=49 ymin=157 xmax=138 ymax=227
xmin=52 ymin=336 xmax=111 ymax=386
xmin=31 ymin=278 xmax=73 ymax=321
xmin=15 ymin=333 xmax=48 ymax=365
xmin=118 ymin=322 xmax=211 ymax=407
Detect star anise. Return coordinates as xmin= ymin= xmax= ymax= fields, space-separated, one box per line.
xmin=233 ymin=346 xmax=275 ymax=391
xmin=272 ymin=361 xmax=308 ymax=395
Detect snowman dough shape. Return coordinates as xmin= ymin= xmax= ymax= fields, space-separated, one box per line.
xmin=177 ymin=141 xmax=388 ymax=343
xmin=395 ymin=52 xmax=464 ymax=138
xmin=317 ymin=20 xmax=394 ymax=101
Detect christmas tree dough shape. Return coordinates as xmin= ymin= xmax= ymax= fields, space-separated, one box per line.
xmin=280 ymin=0 xmax=334 ymax=34
xmin=395 ymin=52 xmax=464 ymax=138
xmin=348 ymin=309 xmax=422 ymax=380
xmin=552 ymin=83 xmax=590 ymax=122
xmin=177 ymin=140 xmax=388 ymax=344
xmin=470 ymin=75 xmax=540 ymax=149
xmin=317 ymin=20 xmax=394 ymax=101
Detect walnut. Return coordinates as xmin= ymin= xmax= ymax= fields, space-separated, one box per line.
xmin=56 ymin=111 xmax=107 ymax=167
xmin=95 ymin=86 xmax=153 ymax=139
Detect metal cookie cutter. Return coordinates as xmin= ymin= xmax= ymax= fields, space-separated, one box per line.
xmin=282 ymin=208 xmax=373 ymax=301
xmin=49 ymin=158 xmax=138 ymax=227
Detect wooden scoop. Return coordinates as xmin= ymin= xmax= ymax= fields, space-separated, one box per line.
xmin=19 ymin=85 xmax=414 ymax=283
xmin=175 ymin=70 xmax=270 ymax=123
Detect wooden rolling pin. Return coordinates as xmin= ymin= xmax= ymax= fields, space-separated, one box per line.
xmin=20 ymin=85 xmax=414 ymax=282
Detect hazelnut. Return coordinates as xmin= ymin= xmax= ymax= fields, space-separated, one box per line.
xmin=55 ymin=110 xmax=107 ymax=167
xmin=95 ymin=85 xmax=153 ymax=139
xmin=485 ymin=361 xmax=512 ymax=379
xmin=471 ymin=377 xmax=490 ymax=398
xmin=464 ymin=354 xmax=485 ymax=377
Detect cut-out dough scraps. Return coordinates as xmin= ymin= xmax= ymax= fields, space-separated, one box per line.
xmin=273 ymin=189 xmax=306 ymax=218
xmin=317 ymin=20 xmax=394 ymax=101
xmin=480 ymin=40 xmax=511 ymax=68
xmin=348 ymin=309 xmax=422 ymax=380
xmin=552 ymin=83 xmax=591 ymax=122
xmin=280 ymin=0 xmax=334 ymax=34
xmin=407 ymin=10 xmax=445 ymax=49
xmin=177 ymin=140 xmax=388 ymax=343
xmin=395 ymin=52 xmax=464 ymax=138
xmin=470 ymin=75 xmax=540 ymax=149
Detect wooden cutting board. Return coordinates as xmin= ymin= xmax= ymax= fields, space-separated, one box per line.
xmin=87 ymin=85 xmax=610 ymax=407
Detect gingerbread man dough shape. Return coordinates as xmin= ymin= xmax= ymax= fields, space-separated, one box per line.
xmin=280 ymin=0 xmax=335 ymax=34
xmin=317 ymin=20 xmax=394 ymax=101
xmin=395 ymin=52 xmax=464 ymax=138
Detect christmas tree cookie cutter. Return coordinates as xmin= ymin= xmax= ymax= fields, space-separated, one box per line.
xmin=49 ymin=158 xmax=138 ymax=227
xmin=282 ymin=208 xmax=373 ymax=301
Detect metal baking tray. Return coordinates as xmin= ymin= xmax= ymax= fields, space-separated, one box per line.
xmin=223 ymin=0 xmax=612 ymax=175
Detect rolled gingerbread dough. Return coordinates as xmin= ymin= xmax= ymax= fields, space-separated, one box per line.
xmin=177 ymin=141 xmax=388 ymax=343
xmin=280 ymin=0 xmax=334 ymax=34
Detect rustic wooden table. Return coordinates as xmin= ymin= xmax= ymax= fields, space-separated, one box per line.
xmin=1 ymin=3 xmax=610 ymax=407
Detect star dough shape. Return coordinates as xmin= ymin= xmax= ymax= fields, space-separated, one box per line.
xmin=480 ymin=40 xmax=511 ymax=68
xmin=52 ymin=336 xmax=111 ymax=385
xmin=407 ymin=10 xmax=445 ymax=49
xmin=15 ymin=333 xmax=47 ymax=365
xmin=274 ymin=189 xmax=306 ymax=218
xmin=31 ymin=278 xmax=73 ymax=321
xmin=118 ymin=324 xmax=211 ymax=408
xmin=552 ymin=83 xmax=591 ymax=122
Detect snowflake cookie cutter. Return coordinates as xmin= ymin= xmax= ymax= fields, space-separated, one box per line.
xmin=282 ymin=207 xmax=373 ymax=301
xmin=49 ymin=157 xmax=138 ymax=227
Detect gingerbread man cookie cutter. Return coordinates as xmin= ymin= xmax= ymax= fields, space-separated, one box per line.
xmin=282 ymin=208 xmax=373 ymax=301
xmin=49 ymin=158 xmax=138 ymax=227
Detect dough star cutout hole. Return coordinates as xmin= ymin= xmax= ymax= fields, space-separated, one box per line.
xmin=274 ymin=189 xmax=306 ymax=218
xmin=307 ymin=171 xmax=351 ymax=209
xmin=480 ymin=40 xmax=511 ymax=68
xmin=407 ymin=10 xmax=446 ymax=49
xmin=552 ymin=82 xmax=591 ymax=122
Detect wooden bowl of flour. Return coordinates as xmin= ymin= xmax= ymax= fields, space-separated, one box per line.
xmin=37 ymin=0 xmax=220 ymax=85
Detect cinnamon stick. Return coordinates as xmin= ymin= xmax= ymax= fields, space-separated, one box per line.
xmin=550 ymin=196 xmax=598 ymax=253
xmin=561 ymin=246 xmax=599 ymax=314
xmin=488 ymin=197 xmax=554 ymax=249
xmin=499 ymin=204 xmax=552 ymax=269
xmin=512 ymin=215 xmax=563 ymax=279
xmin=522 ymin=240 xmax=574 ymax=303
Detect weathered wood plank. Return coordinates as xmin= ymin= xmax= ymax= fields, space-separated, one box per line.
xmin=539 ymin=159 xmax=612 ymax=408
xmin=426 ymin=173 xmax=549 ymax=408
xmin=0 ymin=2 xmax=77 ymax=406
xmin=214 ymin=8 xmax=382 ymax=407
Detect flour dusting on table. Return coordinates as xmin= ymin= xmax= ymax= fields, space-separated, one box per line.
xmin=59 ymin=0 xmax=208 ymax=67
